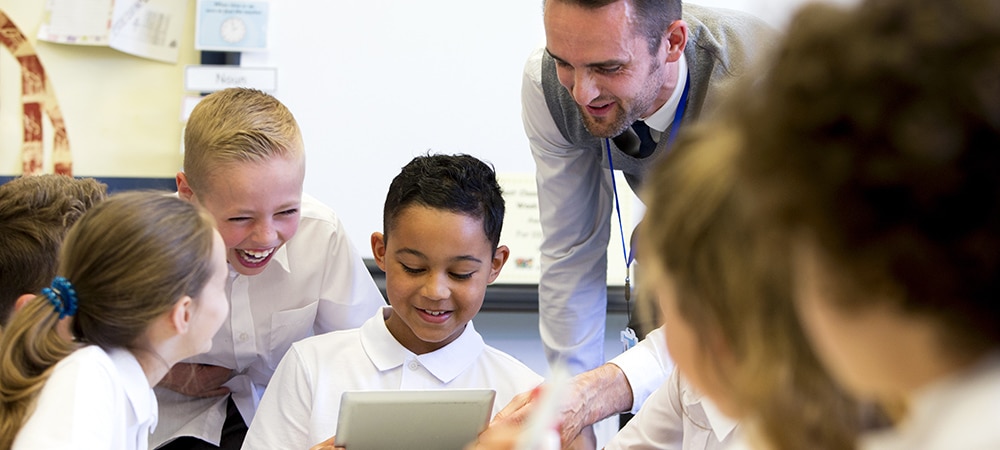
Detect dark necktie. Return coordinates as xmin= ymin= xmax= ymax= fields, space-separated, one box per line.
xmin=612 ymin=121 xmax=658 ymax=158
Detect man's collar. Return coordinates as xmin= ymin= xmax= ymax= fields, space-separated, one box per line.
xmin=642 ymin=53 xmax=688 ymax=132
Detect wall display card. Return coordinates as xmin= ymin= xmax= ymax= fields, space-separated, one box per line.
xmin=195 ymin=0 xmax=269 ymax=51
xmin=494 ymin=173 xmax=636 ymax=286
xmin=37 ymin=0 xmax=188 ymax=63
xmin=184 ymin=65 xmax=277 ymax=92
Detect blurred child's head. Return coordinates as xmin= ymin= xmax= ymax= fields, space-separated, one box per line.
xmin=177 ymin=87 xmax=305 ymax=276
xmin=738 ymin=0 xmax=1000 ymax=401
xmin=0 ymin=192 xmax=229 ymax=444
xmin=0 ymin=175 xmax=106 ymax=325
xmin=640 ymin=124 xmax=860 ymax=449
xmin=371 ymin=154 xmax=509 ymax=354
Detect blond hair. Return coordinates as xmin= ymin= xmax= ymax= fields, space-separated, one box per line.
xmin=183 ymin=88 xmax=304 ymax=192
xmin=0 ymin=192 xmax=217 ymax=448
xmin=640 ymin=123 xmax=860 ymax=450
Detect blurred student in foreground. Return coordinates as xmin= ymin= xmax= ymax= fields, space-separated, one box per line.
xmin=738 ymin=0 xmax=1000 ymax=447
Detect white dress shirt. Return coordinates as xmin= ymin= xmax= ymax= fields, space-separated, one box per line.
xmin=14 ymin=346 xmax=158 ymax=450
xmin=151 ymin=194 xmax=385 ymax=448
xmin=861 ymin=352 xmax=1000 ymax=450
xmin=608 ymin=326 xmax=674 ymax=413
xmin=605 ymin=366 xmax=738 ymax=450
xmin=242 ymin=306 xmax=544 ymax=450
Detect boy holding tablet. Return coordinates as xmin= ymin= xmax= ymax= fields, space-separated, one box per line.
xmin=242 ymin=154 xmax=543 ymax=449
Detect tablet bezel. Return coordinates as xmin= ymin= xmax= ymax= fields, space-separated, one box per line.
xmin=333 ymin=388 xmax=496 ymax=450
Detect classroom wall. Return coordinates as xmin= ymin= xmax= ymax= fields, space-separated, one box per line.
xmin=0 ymin=1 xmax=199 ymax=177
xmin=239 ymin=0 xmax=858 ymax=255
xmin=2 ymin=0 xmax=858 ymax=265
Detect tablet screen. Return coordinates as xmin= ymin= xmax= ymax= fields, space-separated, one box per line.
xmin=333 ymin=389 xmax=496 ymax=450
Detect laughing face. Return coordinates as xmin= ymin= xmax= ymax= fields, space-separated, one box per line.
xmin=179 ymin=155 xmax=305 ymax=276
xmin=371 ymin=205 xmax=508 ymax=355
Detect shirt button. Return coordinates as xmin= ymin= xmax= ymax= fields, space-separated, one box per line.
xmin=239 ymin=332 xmax=249 ymax=342
xmin=407 ymin=361 xmax=420 ymax=370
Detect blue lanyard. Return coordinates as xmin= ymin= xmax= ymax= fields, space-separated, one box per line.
xmin=606 ymin=70 xmax=690 ymax=296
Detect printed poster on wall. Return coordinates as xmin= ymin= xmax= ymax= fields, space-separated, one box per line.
xmin=495 ymin=173 xmax=637 ymax=286
xmin=37 ymin=0 xmax=187 ymax=63
xmin=195 ymin=0 xmax=269 ymax=52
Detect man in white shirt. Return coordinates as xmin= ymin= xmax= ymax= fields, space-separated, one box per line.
xmin=513 ymin=1 xmax=774 ymax=443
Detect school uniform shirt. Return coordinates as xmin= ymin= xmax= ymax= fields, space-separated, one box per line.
xmin=605 ymin=367 xmax=739 ymax=450
xmin=151 ymin=194 xmax=385 ymax=448
xmin=241 ymin=306 xmax=544 ymax=450
xmin=860 ymin=352 xmax=1000 ymax=450
xmin=13 ymin=345 xmax=157 ymax=450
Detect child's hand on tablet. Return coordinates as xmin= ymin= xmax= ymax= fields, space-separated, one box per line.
xmin=309 ymin=436 xmax=343 ymax=450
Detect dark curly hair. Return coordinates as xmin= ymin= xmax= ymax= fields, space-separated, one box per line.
xmin=383 ymin=154 xmax=505 ymax=253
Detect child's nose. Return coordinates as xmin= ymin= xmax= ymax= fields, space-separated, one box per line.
xmin=422 ymin=272 xmax=450 ymax=300
xmin=251 ymin=220 xmax=278 ymax=243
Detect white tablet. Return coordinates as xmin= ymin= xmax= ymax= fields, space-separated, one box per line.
xmin=333 ymin=389 xmax=496 ymax=450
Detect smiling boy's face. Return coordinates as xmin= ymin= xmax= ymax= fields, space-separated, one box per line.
xmin=372 ymin=205 xmax=508 ymax=355
xmin=179 ymin=154 xmax=305 ymax=276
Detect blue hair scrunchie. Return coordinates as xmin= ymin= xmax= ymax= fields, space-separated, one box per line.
xmin=41 ymin=276 xmax=78 ymax=319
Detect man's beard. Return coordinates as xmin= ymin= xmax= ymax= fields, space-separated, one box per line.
xmin=578 ymin=59 xmax=666 ymax=139
xmin=578 ymin=100 xmax=633 ymax=138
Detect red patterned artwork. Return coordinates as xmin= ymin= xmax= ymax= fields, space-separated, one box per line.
xmin=0 ymin=10 xmax=72 ymax=176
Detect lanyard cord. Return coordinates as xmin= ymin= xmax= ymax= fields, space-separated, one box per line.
xmin=605 ymin=71 xmax=691 ymax=321
xmin=605 ymin=137 xmax=635 ymax=322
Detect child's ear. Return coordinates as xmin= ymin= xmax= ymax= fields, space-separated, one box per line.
xmin=170 ymin=295 xmax=194 ymax=334
xmin=371 ymin=232 xmax=387 ymax=272
xmin=486 ymin=245 xmax=510 ymax=283
xmin=176 ymin=172 xmax=194 ymax=201
xmin=14 ymin=293 xmax=36 ymax=312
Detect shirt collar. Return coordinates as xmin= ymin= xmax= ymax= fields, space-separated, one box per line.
xmin=701 ymin=394 xmax=739 ymax=440
xmin=641 ymin=54 xmax=688 ymax=133
xmin=270 ymin=243 xmax=291 ymax=273
xmin=361 ymin=306 xmax=485 ymax=384
xmin=108 ymin=347 xmax=159 ymax=431
xmin=903 ymin=351 xmax=1000 ymax=433
xmin=681 ymin=379 xmax=739 ymax=439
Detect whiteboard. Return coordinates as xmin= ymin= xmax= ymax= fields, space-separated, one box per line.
xmin=241 ymin=0 xmax=857 ymax=260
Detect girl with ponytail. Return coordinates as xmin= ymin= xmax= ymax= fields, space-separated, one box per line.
xmin=0 ymin=192 xmax=229 ymax=450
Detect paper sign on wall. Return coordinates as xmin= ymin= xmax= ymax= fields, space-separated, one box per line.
xmin=37 ymin=0 xmax=187 ymax=63
xmin=196 ymin=0 xmax=269 ymax=51
xmin=494 ymin=173 xmax=635 ymax=286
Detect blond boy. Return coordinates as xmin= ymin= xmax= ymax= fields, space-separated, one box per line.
xmin=153 ymin=88 xmax=385 ymax=450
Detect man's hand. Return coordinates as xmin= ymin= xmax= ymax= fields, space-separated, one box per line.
xmin=157 ymin=363 xmax=233 ymax=397
xmin=492 ymin=363 xmax=632 ymax=448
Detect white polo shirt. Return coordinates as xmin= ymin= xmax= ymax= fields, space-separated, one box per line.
xmin=14 ymin=345 xmax=158 ymax=450
xmin=605 ymin=366 xmax=738 ymax=450
xmin=861 ymin=352 xmax=1000 ymax=450
xmin=242 ymin=306 xmax=544 ymax=449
